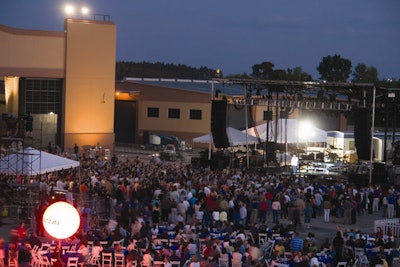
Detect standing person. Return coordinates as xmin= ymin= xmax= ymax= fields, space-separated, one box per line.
xmin=264 ymin=190 xmax=273 ymax=219
xmin=343 ymin=196 xmax=353 ymax=225
xmin=73 ymin=143 xmax=79 ymax=160
xmin=304 ymin=201 xmax=313 ymax=228
xmin=314 ymin=190 xmax=323 ymax=217
xmin=17 ymin=221 xmax=27 ymax=242
xmin=387 ymin=192 xmax=396 ymax=219
xmin=291 ymin=154 xmax=299 ymax=174
xmin=271 ymin=197 xmax=281 ymax=224
xmin=25 ymin=112 xmax=33 ymax=138
xmin=250 ymin=195 xmax=259 ymax=225
xmin=323 ymin=196 xmax=331 ymax=223
xmin=382 ymin=193 xmax=388 ymax=218
xmin=258 ymin=196 xmax=267 ymax=223
xmin=239 ymin=202 xmax=247 ymax=227
xmin=373 ymin=185 xmax=381 ymax=212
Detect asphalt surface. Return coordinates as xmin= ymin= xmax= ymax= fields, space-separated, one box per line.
xmin=0 ymin=198 xmax=385 ymax=248
xmin=0 ymin=146 xmax=387 ymax=247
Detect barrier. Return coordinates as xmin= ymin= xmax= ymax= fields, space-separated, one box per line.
xmin=374 ymin=218 xmax=400 ymax=237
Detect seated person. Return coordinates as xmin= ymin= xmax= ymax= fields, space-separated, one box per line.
xmin=274 ymin=239 xmax=285 ymax=257
xmin=77 ymin=241 xmax=90 ymax=263
xmin=50 ymin=246 xmax=63 ymax=267
xmin=19 ymin=241 xmax=33 ymax=267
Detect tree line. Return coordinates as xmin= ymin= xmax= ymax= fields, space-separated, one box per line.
xmin=116 ymin=54 xmax=399 ymax=87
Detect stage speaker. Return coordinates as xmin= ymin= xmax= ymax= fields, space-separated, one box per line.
xmin=353 ymin=107 xmax=371 ymax=160
xmin=211 ymin=100 xmax=229 ymax=148
xmin=263 ymin=110 xmax=272 ymax=121
xmin=280 ymin=110 xmax=288 ymax=119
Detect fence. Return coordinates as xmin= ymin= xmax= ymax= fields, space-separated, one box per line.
xmin=1 ymin=204 xmax=35 ymax=223
xmin=374 ymin=218 xmax=400 ymax=237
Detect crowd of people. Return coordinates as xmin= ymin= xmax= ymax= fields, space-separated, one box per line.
xmin=1 ymin=150 xmax=400 ymax=267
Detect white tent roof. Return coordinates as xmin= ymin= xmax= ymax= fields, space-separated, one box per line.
xmin=0 ymin=147 xmax=80 ymax=176
xmin=246 ymin=119 xmax=327 ymax=144
xmin=193 ymin=127 xmax=259 ymax=146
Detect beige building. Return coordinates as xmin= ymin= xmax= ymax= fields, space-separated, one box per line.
xmin=0 ymin=19 xmax=116 ymax=152
xmin=115 ymin=79 xmax=236 ymax=146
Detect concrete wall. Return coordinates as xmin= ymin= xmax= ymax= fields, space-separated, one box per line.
xmin=63 ymin=19 xmax=116 ymax=151
xmin=0 ymin=25 xmax=65 ymax=78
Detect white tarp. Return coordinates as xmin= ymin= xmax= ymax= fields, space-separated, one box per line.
xmin=246 ymin=119 xmax=327 ymax=144
xmin=193 ymin=127 xmax=259 ymax=146
xmin=0 ymin=147 xmax=80 ymax=175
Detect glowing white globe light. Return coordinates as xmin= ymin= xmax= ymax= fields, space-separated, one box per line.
xmin=65 ymin=5 xmax=75 ymax=16
xmin=43 ymin=201 xmax=80 ymax=239
xmin=81 ymin=6 xmax=89 ymax=15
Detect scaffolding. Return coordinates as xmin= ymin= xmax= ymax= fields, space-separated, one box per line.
xmin=0 ymin=136 xmax=41 ymax=176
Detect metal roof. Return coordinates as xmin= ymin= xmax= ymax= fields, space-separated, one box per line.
xmin=123 ymin=77 xmax=244 ymax=95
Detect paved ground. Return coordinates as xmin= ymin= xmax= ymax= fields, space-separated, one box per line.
xmin=0 ymin=146 xmax=388 ymax=247
xmin=0 ymin=205 xmax=385 ymax=248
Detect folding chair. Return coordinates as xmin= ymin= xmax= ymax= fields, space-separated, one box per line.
xmin=264 ymin=240 xmax=275 ymax=259
xmin=153 ymin=260 xmax=164 ymax=266
xmin=259 ymin=233 xmax=268 ymax=245
xmin=218 ymin=258 xmax=229 ymax=267
xmin=114 ymin=252 xmax=125 ymax=267
xmin=102 ymin=252 xmax=113 ymax=267
xmin=8 ymin=250 xmax=19 ymax=267
xmin=89 ymin=251 xmax=101 ymax=266
xmin=37 ymin=253 xmax=52 ymax=267
xmin=67 ymin=256 xmax=80 ymax=267
xmin=30 ymin=245 xmax=40 ymax=267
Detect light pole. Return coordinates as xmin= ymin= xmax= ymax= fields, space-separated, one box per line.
xmin=369 ymin=86 xmax=376 ymax=185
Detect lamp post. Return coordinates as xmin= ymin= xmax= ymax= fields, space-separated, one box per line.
xmin=383 ymin=79 xmax=393 ymax=163
xmin=369 ymin=86 xmax=376 ymax=185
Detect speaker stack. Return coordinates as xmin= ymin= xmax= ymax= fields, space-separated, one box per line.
xmin=211 ymin=100 xmax=229 ymax=148
xmin=353 ymin=107 xmax=371 ymax=160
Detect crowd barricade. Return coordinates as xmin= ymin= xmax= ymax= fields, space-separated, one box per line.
xmin=374 ymin=218 xmax=400 ymax=237
xmin=1 ymin=204 xmax=35 ymax=222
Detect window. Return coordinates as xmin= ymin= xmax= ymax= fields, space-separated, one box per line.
xmin=190 ymin=109 xmax=202 ymax=120
xmin=168 ymin=108 xmax=180 ymax=119
xmin=25 ymin=78 xmax=63 ymax=114
xmin=147 ymin=107 xmax=159 ymax=118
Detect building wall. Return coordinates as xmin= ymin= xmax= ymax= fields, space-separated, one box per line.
xmin=0 ymin=25 xmax=65 ymax=78
xmin=139 ymin=90 xmax=211 ymax=144
xmin=116 ymin=82 xmax=213 ymax=144
xmin=0 ymin=21 xmax=116 ymax=152
xmin=63 ymin=19 xmax=116 ymax=150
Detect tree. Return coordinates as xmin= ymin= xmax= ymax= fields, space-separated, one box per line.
xmin=317 ymin=54 xmax=352 ymax=82
xmin=287 ymin=67 xmax=313 ymax=81
xmin=352 ymin=63 xmax=379 ymax=83
xmin=251 ymin=61 xmax=275 ymax=79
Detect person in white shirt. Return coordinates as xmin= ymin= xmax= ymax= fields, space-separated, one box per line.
xmin=77 ymin=242 xmax=90 ymax=263
xmin=142 ymin=250 xmax=153 ymax=267
xmin=212 ymin=210 xmax=220 ymax=228
xmin=90 ymin=240 xmax=103 ymax=258
xmin=291 ymin=154 xmax=298 ymax=174
xmin=189 ymin=255 xmax=200 ymax=267
xmin=231 ymin=247 xmax=243 ymax=267
xmin=308 ymin=252 xmax=319 ymax=267
xmin=55 ymin=178 xmax=65 ymax=190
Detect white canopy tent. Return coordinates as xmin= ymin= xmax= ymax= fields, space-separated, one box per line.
xmin=0 ymin=147 xmax=80 ymax=176
xmin=246 ymin=119 xmax=328 ymax=144
xmin=193 ymin=127 xmax=259 ymax=147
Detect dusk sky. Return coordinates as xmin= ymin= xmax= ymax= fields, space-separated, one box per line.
xmin=0 ymin=0 xmax=399 ymax=80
